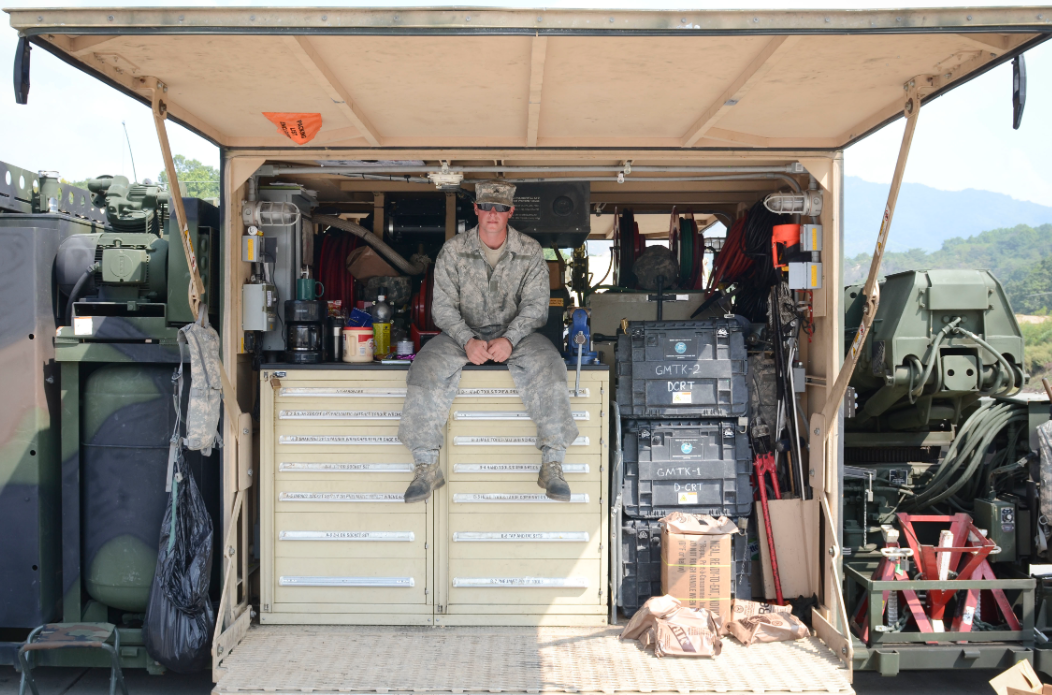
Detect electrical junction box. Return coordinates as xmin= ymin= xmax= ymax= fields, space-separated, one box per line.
xmin=800 ymin=223 xmax=822 ymax=252
xmin=788 ymin=261 xmax=822 ymax=290
xmin=242 ymin=234 xmax=264 ymax=262
xmin=243 ymin=283 xmax=277 ymax=332
xmin=974 ymin=498 xmax=1016 ymax=563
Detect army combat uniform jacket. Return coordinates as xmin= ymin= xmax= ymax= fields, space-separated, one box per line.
xmin=397 ymin=226 xmax=579 ymax=464
xmin=431 ymin=225 xmax=549 ymax=345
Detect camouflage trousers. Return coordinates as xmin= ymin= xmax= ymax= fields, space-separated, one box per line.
xmin=398 ymin=332 xmax=579 ymax=465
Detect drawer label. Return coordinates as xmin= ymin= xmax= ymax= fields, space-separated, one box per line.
xmin=280 ymin=576 xmax=414 ymax=587
xmin=280 ymin=462 xmax=413 ymax=473
xmin=453 ymin=493 xmax=589 ymax=504
xmin=280 ymin=410 xmax=402 ymax=420
xmin=280 ymin=530 xmax=414 ymax=541
xmin=453 ymin=463 xmax=589 ymax=474
xmin=280 ymin=492 xmax=404 ymax=503
xmin=452 ymin=577 xmax=588 ymax=588
xmin=452 ymin=436 xmax=590 ymax=446
xmin=280 ymin=387 xmax=407 ymax=398
xmin=455 ymin=388 xmax=589 ymax=398
xmin=279 ymin=435 xmax=402 ymax=445
xmin=453 ymin=532 xmax=589 ymax=542
xmin=453 ymin=410 xmax=589 ymax=421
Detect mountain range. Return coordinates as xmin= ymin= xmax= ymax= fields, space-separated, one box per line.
xmin=843 ymin=176 xmax=1052 ymax=257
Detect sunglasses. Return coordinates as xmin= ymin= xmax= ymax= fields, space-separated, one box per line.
xmin=476 ymin=203 xmax=512 ymax=213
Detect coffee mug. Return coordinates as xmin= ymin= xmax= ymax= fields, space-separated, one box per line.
xmin=297 ymin=278 xmax=324 ymax=300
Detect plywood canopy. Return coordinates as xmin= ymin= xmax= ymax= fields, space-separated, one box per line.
xmin=7 ymin=7 xmax=1050 ymax=152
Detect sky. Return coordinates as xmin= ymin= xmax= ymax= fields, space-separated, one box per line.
xmin=1 ymin=0 xmax=1050 ymax=207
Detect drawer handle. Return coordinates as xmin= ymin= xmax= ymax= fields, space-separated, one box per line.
xmin=280 ymin=576 xmax=414 ymax=587
xmin=453 ymin=463 xmax=588 ymax=474
xmin=280 ymin=492 xmax=404 ymax=503
xmin=279 ymin=435 xmax=402 ymax=445
xmin=280 ymin=410 xmax=402 ymax=420
xmin=280 ymin=387 xmax=407 ymax=398
xmin=452 ymin=577 xmax=588 ymax=588
xmin=452 ymin=436 xmax=589 ymax=446
xmin=453 ymin=411 xmax=589 ymax=421
xmin=453 ymin=493 xmax=589 ymax=504
xmin=280 ymin=462 xmax=413 ymax=473
xmin=455 ymin=388 xmax=589 ymax=398
xmin=453 ymin=532 xmax=589 ymax=542
xmin=280 ymin=531 xmax=415 ymax=541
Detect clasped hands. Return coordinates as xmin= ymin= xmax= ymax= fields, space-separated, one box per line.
xmin=466 ymin=337 xmax=512 ymax=365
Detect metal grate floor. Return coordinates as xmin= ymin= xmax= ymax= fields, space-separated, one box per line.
xmin=214 ymin=625 xmax=853 ymax=694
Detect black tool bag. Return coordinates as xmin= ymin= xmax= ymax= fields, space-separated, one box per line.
xmin=142 ymin=451 xmax=215 ymax=672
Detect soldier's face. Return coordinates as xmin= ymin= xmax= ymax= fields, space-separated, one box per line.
xmin=474 ymin=203 xmax=515 ymax=235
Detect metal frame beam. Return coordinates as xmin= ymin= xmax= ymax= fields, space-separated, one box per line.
xmin=681 ymin=36 xmax=799 ymax=147
xmin=526 ymin=35 xmax=548 ymax=147
xmin=283 ymin=36 xmax=382 ymax=147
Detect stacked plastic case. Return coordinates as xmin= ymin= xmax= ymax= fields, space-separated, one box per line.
xmin=614 ymin=319 xmax=753 ymax=614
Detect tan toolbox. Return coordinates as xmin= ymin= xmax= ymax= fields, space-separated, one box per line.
xmin=262 ymin=365 xmax=609 ymax=626
xmin=437 ymin=368 xmax=609 ymax=625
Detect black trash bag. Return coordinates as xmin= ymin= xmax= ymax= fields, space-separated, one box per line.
xmin=143 ymin=455 xmax=215 ymax=673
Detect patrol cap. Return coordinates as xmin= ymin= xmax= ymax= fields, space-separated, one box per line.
xmin=474 ymin=180 xmax=516 ymax=207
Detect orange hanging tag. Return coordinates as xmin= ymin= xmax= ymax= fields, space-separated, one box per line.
xmin=262 ymin=112 xmax=323 ymax=145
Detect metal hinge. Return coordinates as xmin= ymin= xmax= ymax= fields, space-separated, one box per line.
xmin=262 ymin=603 xmax=270 ymax=613
xmin=424 ymin=588 xmax=429 ymax=595
xmin=425 ymin=542 xmax=429 ymax=549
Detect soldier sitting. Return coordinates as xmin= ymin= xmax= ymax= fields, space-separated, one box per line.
xmin=397 ymin=180 xmax=577 ymax=502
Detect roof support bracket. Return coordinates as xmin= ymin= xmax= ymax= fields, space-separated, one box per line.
xmin=148 ymin=80 xmax=243 ymax=424
xmin=285 ymin=36 xmax=381 ymax=147
xmin=526 ymin=35 xmax=548 ymax=147
xmin=680 ymin=35 xmax=799 ymax=147
xmin=819 ymin=76 xmax=923 ymax=432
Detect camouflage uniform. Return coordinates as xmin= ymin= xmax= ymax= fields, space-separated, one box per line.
xmin=398 ymin=225 xmax=579 ymax=464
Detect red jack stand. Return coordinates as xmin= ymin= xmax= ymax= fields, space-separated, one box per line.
xmin=851 ymin=514 xmax=1021 ymax=643
xmin=897 ymin=513 xmax=1021 ymax=634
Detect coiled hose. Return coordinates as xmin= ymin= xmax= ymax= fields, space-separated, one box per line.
xmin=902 ymin=399 xmax=1029 ymax=512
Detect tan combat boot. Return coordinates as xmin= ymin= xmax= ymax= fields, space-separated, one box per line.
xmin=404 ymin=462 xmax=445 ymax=503
xmin=538 ymin=461 xmax=571 ymax=502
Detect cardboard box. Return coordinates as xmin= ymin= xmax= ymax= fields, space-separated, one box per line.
xmin=346 ymin=246 xmax=398 ymax=280
xmin=990 ymin=660 xmax=1052 ymax=695
xmin=660 ymin=513 xmax=738 ymax=622
xmin=547 ymin=259 xmax=566 ymax=290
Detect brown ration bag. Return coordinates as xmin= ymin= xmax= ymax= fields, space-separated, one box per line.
xmin=725 ymin=612 xmax=809 ymax=646
xmin=620 ymin=595 xmax=722 ymax=658
xmin=724 ymin=599 xmax=792 ymax=632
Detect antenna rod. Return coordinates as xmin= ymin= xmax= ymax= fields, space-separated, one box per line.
xmin=121 ymin=120 xmax=138 ymax=183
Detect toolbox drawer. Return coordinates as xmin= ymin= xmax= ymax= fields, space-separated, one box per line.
xmin=447 ymin=481 xmax=600 ymax=513
xmin=274 ymin=454 xmax=415 ymax=482
xmin=275 ymin=425 xmax=407 ymax=456
xmin=448 ymin=460 xmax=597 ymax=483
xmin=447 ymin=558 xmax=601 ymax=605
xmin=275 ymin=512 xmax=426 ymax=559
xmin=274 ymin=557 xmax=427 ymax=605
xmin=275 ymin=480 xmax=420 ymax=512
xmin=448 ymin=513 xmax=600 ymax=559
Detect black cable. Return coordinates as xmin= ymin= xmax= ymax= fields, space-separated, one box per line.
xmin=65 ymin=265 xmax=97 ymax=326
